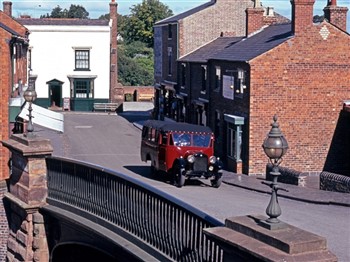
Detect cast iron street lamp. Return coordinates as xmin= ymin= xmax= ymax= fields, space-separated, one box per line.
xmin=23 ymin=86 xmax=37 ymax=137
xmin=261 ymin=115 xmax=289 ymax=229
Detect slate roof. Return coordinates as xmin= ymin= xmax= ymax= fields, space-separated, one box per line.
xmin=155 ymin=0 xmax=215 ymax=25
xmin=143 ymin=120 xmax=213 ymax=133
xmin=212 ymin=23 xmax=293 ymax=62
xmin=16 ymin=18 xmax=109 ymax=26
xmin=179 ymin=36 xmax=243 ymax=63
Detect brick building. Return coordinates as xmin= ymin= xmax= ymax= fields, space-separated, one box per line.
xmin=0 ymin=2 xmax=29 ymax=260
xmin=16 ymin=0 xmax=123 ymax=112
xmin=176 ymin=0 xmax=349 ymax=175
xmin=0 ymin=1 xmax=29 ymax=180
xmin=152 ymin=0 xmax=288 ymax=121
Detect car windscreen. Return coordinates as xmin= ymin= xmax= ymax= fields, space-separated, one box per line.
xmin=172 ymin=133 xmax=211 ymax=147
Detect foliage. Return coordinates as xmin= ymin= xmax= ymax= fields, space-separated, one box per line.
xmin=99 ymin=13 xmax=128 ymax=42
xmin=313 ymin=15 xmax=324 ymax=23
xmin=125 ymin=0 xmax=173 ymax=47
xmin=118 ymin=42 xmax=154 ymax=86
xmin=41 ymin=4 xmax=89 ymax=19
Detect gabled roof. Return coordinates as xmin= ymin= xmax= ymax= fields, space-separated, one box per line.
xmin=0 ymin=22 xmax=21 ymax=36
xmin=179 ymin=36 xmax=244 ymax=63
xmin=155 ymin=0 xmax=215 ymax=26
xmin=16 ymin=18 xmax=109 ymax=26
xmin=212 ymin=23 xmax=293 ymax=62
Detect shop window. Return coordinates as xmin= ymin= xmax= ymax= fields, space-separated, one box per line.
xmin=74 ymin=79 xmax=93 ymax=98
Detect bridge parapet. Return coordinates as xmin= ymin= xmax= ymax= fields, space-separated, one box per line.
xmin=1 ymin=134 xmax=53 ymax=261
xmin=45 ymin=156 xmax=224 ymax=261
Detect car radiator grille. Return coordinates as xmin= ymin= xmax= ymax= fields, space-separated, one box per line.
xmin=193 ymin=155 xmax=208 ymax=172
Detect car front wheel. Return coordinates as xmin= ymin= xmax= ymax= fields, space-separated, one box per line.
xmin=174 ymin=167 xmax=186 ymax=188
xmin=211 ymin=174 xmax=222 ymax=188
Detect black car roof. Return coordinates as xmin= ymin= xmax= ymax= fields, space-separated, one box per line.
xmin=143 ymin=120 xmax=213 ymax=133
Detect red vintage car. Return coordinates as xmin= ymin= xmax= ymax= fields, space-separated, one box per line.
xmin=141 ymin=120 xmax=223 ymax=188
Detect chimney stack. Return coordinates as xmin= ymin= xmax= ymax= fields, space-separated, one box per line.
xmin=291 ymin=0 xmax=315 ymax=36
xmin=3 ymin=1 xmax=12 ymax=17
xmin=246 ymin=6 xmax=264 ymax=36
xmin=324 ymin=0 xmax=348 ymax=32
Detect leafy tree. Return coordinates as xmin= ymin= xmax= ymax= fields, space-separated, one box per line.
xmin=41 ymin=4 xmax=89 ymax=19
xmin=125 ymin=0 xmax=173 ymax=47
xmin=67 ymin=5 xmax=89 ymax=19
xmin=99 ymin=13 xmax=128 ymax=41
xmin=118 ymin=42 xmax=154 ymax=86
xmin=313 ymin=15 xmax=324 ymax=23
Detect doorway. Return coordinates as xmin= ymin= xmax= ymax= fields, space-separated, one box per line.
xmin=47 ymin=79 xmax=64 ymax=108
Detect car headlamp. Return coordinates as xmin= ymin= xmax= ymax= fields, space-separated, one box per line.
xmin=187 ymin=155 xmax=195 ymax=163
xmin=209 ymin=156 xmax=217 ymax=164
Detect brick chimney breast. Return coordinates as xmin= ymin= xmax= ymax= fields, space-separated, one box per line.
xmin=291 ymin=0 xmax=316 ymax=36
xmin=324 ymin=2 xmax=348 ymax=32
xmin=3 ymin=1 xmax=12 ymax=17
xmin=246 ymin=7 xmax=265 ymax=36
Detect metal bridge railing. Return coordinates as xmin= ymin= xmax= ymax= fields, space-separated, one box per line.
xmin=46 ymin=156 xmax=223 ymax=261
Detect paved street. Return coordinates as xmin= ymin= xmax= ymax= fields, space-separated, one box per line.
xmin=36 ymin=103 xmax=350 ymax=261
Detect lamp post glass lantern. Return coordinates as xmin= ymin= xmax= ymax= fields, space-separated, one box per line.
xmin=23 ymin=86 xmax=37 ymax=137
xmin=261 ymin=115 xmax=288 ymax=229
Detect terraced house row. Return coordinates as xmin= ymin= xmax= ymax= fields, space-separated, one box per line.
xmin=153 ymin=0 xmax=349 ymax=176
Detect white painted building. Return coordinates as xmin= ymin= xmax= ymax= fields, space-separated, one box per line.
xmin=15 ymin=18 xmax=112 ymax=111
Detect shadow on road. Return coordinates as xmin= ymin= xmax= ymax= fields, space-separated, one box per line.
xmin=118 ymin=111 xmax=152 ymax=125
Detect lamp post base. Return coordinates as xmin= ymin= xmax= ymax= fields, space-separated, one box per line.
xmin=258 ymin=218 xmax=288 ymax=230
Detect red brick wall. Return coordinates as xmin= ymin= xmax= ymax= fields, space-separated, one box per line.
xmin=249 ymin=22 xmax=350 ymax=175
xmin=324 ymin=5 xmax=348 ymax=32
xmin=0 ymin=12 xmax=27 ymax=36
xmin=0 ymin=12 xmax=28 ymax=180
xmin=0 ymin=29 xmax=11 ymax=180
xmin=123 ymin=86 xmax=154 ymax=101
xmin=246 ymin=8 xmax=264 ymax=36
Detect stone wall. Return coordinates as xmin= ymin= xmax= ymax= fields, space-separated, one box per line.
xmin=0 ymin=180 xmax=9 ymax=261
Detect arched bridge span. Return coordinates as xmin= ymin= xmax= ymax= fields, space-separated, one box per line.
xmin=43 ymin=156 xmax=224 ymax=261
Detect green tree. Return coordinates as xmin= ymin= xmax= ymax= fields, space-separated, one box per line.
xmin=41 ymin=4 xmax=89 ymax=19
xmin=99 ymin=13 xmax=128 ymax=41
xmin=125 ymin=0 xmax=173 ymax=47
xmin=118 ymin=42 xmax=154 ymax=86
xmin=67 ymin=4 xmax=89 ymax=19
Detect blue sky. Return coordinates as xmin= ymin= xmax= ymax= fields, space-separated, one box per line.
xmin=8 ymin=0 xmax=350 ymax=32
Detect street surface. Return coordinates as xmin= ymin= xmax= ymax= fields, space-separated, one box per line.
xmin=37 ymin=108 xmax=350 ymax=261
